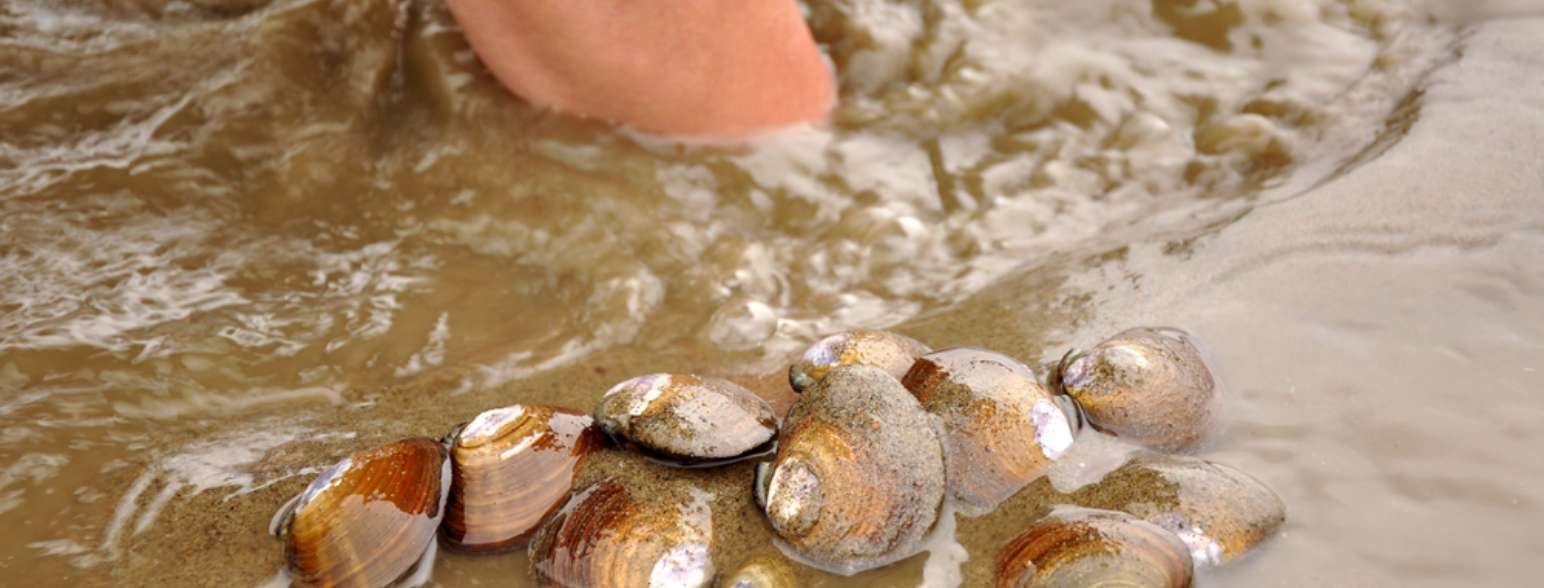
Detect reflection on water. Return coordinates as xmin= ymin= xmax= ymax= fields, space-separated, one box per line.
xmin=3 ymin=0 xmax=1538 ymax=586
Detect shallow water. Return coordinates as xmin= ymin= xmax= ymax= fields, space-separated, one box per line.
xmin=1 ymin=0 xmax=1541 ymax=585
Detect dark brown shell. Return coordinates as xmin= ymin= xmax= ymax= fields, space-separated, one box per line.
xmin=1077 ymin=454 xmax=1286 ymax=565
xmin=788 ymin=329 xmax=930 ymax=392
xmin=594 ymin=374 xmax=777 ymax=466
xmin=279 ymin=438 xmax=449 ymax=588
xmin=996 ymin=509 xmax=1194 ymax=588
xmin=1056 ymin=327 xmax=1216 ymax=452
xmin=903 ymin=348 xmax=1077 ymax=514
xmin=529 ymin=479 xmax=715 ymax=588
xmin=758 ymin=364 xmax=945 ymax=574
xmin=442 ymin=404 xmax=601 ymax=552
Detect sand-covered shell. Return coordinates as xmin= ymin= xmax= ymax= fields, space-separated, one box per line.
xmin=594 ymin=374 xmax=777 ymax=466
xmin=1055 ymin=327 xmax=1216 ymax=452
xmin=442 ymin=404 xmax=601 ymax=552
xmin=1075 ymin=454 xmax=1285 ymax=565
xmin=757 ymin=363 xmax=946 ymax=574
xmin=788 ymin=329 xmax=930 ymax=393
xmin=722 ymin=554 xmax=799 ymax=588
xmin=529 ymin=478 xmax=715 ymax=588
xmin=996 ymin=508 xmax=1194 ymax=588
xmin=903 ymin=348 xmax=1078 ymax=514
xmin=274 ymin=438 xmax=449 ymax=588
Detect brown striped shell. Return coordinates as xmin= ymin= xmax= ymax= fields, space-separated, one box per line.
xmin=442 ymin=404 xmax=601 ymax=552
xmin=996 ymin=508 xmax=1194 ymax=588
xmin=1055 ymin=327 xmax=1216 ymax=452
xmin=594 ymin=374 xmax=777 ymax=466
xmin=788 ymin=329 xmax=931 ymax=393
xmin=902 ymin=348 xmax=1078 ymax=514
xmin=275 ymin=438 xmax=449 ymax=588
xmin=1078 ymin=454 xmax=1286 ymax=566
xmin=529 ymin=478 xmax=715 ymax=588
xmin=756 ymin=364 xmax=946 ymax=574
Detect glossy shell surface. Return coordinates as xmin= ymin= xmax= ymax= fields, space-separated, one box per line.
xmin=443 ymin=404 xmax=601 ymax=552
xmin=996 ymin=508 xmax=1194 ymax=588
xmin=903 ymin=347 xmax=1077 ymax=513
xmin=529 ymin=478 xmax=715 ymax=588
xmin=758 ymin=363 xmax=946 ymax=574
xmin=788 ymin=329 xmax=930 ymax=392
xmin=1057 ymin=327 xmax=1216 ymax=452
xmin=1077 ymin=454 xmax=1285 ymax=565
xmin=279 ymin=438 xmax=449 ymax=588
xmin=594 ymin=374 xmax=777 ymax=465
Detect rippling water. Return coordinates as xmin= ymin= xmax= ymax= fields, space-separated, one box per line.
xmin=2 ymin=0 xmax=1541 ymax=585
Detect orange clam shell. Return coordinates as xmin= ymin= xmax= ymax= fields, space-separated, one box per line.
xmin=997 ymin=509 xmax=1194 ymax=588
xmin=282 ymin=438 xmax=449 ymax=588
xmin=1056 ymin=327 xmax=1216 ymax=453
xmin=1076 ymin=453 xmax=1286 ymax=565
xmin=594 ymin=374 xmax=776 ymax=465
xmin=788 ymin=329 xmax=930 ymax=393
xmin=529 ymin=478 xmax=716 ymax=588
xmin=903 ymin=348 xmax=1077 ymax=514
xmin=442 ymin=404 xmax=601 ymax=552
xmin=759 ymin=364 xmax=945 ymax=574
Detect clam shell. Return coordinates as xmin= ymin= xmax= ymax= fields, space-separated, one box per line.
xmin=442 ymin=404 xmax=601 ymax=552
xmin=529 ymin=478 xmax=715 ymax=588
xmin=1056 ymin=327 xmax=1216 ymax=452
xmin=996 ymin=508 xmax=1194 ymax=588
xmin=722 ymin=554 xmax=798 ymax=588
xmin=1073 ymin=454 xmax=1285 ymax=565
xmin=758 ymin=363 xmax=946 ymax=574
xmin=279 ymin=438 xmax=449 ymax=588
xmin=903 ymin=348 xmax=1077 ymax=514
xmin=788 ymin=329 xmax=930 ymax=393
xmin=594 ymin=374 xmax=777 ymax=466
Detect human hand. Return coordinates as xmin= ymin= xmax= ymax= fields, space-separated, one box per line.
xmin=446 ymin=0 xmax=836 ymax=138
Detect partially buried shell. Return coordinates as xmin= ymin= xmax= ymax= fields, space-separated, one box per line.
xmin=442 ymin=404 xmax=601 ymax=552
xmin=788 ymin=329 xmax=930 ymax=393
xmin=722 ymin=554 xmax=798 ymax=588
xmin=1073 ymin=453 xmax=1285 ymax=566
xmin=529 ymin=478 xmax=715 ymax=588
xmin=274 ymin=438 xmax=449 ymax=588
xmin=903 ymin=348 xmax=1078 ymax=514
xmin=594 ymin=374 xmax=777 ymax=465
xmin=1055 ymin=327 xmax=1216 ymax=452
xmin=996 ymin=508 xmax=1193 ymax=588
xmin=757 ymin=363 xmax=946 ymax=574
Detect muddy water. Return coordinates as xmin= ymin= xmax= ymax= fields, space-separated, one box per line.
xmin=1 ymin=0 xmax=1541 ymax=585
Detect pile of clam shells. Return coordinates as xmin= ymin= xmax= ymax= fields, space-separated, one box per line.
xmin=269 ymin=327 xmax=1284 ymax=587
